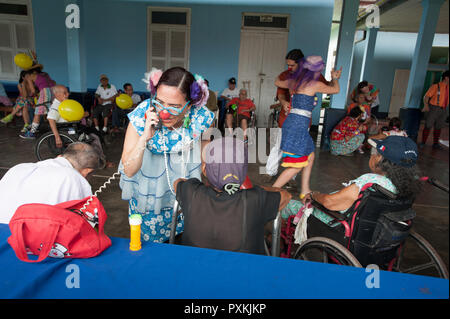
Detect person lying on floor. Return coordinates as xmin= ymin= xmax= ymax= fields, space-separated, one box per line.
xmin=173 ymin=136 xmax=291 ymax=255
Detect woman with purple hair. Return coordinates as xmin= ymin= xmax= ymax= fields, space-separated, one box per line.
xmin=273 ymin=56 xmax=342 ymax=200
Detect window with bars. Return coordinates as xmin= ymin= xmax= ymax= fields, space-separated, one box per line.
xmin=147 ymin=7 xmax=190 ymax=71
xmin=0 ymin=1 xmax=34 ymax=80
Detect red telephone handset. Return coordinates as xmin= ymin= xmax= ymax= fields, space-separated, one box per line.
xmin=240 ymin=176 xmax=253 ymax=190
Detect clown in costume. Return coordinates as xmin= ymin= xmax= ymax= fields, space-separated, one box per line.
xmin=119 ymin=67 xmax=214 ymax=243
xmin=273 ymin=56 xmax=342 ymax=200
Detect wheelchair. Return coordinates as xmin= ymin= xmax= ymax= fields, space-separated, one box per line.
xmin=272 ymin=183 xmax=449 ymax=279
xmin=268 ymin=102 xmax=281 ymax=128
xmin=168 ymin=176 xmax=298 ymax=259
xmin=34 ymin=122 xmax=103 ymax=161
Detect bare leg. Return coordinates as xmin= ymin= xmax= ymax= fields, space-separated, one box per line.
xmin=225 ymin=114 xmax=233 ymax=128
xmin=273 ymin=167 xmax=302 ymax=188
xmin=22 ymin=105 xmax=30 ymax=125
xmin=225 ymin=114 xmax=234 ymax=135
xmin=32 ymin=114 xmax=40 ymax=126
xmin=240 ymin=118 xmax=248 ymax=139
xmin=299 ymin=152 xmax=315 ymax=195
xmin=9 ymin=105 xmax=21 ymax=117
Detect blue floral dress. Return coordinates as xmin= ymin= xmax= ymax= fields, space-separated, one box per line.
xmin=119 ymin=98 xmax=214 ymax=243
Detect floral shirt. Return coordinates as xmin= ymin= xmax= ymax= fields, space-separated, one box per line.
xmin=128 ymin=98 xmax=214 ymax=154
xmin=331 ymin=116 xmax=361 ymax=141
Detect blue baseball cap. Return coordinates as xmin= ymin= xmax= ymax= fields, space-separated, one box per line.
xmin=368 ymin=136 xmax=418 ymax=167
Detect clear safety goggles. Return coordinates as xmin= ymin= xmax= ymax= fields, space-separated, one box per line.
xmin=150 ymin=95 xmax=190 ymax=116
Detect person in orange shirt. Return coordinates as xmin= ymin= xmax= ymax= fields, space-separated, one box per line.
xmin=421 ymin=70 xmax=449 ymax=149
xmin=225 ymin=88 xmax=256 ymax=138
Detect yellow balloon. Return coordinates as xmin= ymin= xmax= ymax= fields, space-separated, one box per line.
xmin=58 ymin=99 xmax=84 ymax=122
xmin=14 ymin=53 xmax=33 ymax=69
xmin=116 ymin=93 xmax=133 ymax=109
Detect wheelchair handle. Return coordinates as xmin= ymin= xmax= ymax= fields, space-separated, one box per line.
xmin=421 ymin=176 xmax=449 ymax=193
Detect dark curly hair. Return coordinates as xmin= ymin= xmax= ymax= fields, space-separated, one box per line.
xmin=376 ymin=158 xmax=422 ymax=200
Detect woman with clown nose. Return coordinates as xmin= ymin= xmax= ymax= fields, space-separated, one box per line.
xmin=119 ymin=67 xmax=214 ymax=243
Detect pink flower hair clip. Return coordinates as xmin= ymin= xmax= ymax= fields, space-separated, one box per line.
xmin=143 ymin=67 xmax=163 ymax=95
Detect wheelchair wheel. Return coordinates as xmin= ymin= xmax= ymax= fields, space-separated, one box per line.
xmin=392 ymin=230 xmax=449 ymax=279
xmin=293 ymin=237 xmax=362 ymax=268
xmin=35 ymin=131 xmax=77 ymax=161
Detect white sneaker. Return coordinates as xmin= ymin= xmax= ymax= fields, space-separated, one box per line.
xmin=102 ymin=127 xmax=108 ymax=133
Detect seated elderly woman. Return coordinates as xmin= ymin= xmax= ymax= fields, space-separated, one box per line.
xmin=281 ymin=136 xmax=422 ymax=229
xmin=330 ymin=106 xmax=367 ymax=156
xmin=225 ymin=88 xmax=256 ymax=138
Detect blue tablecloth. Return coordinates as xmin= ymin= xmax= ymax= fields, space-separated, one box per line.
xmin=0 ymin=224 xmax=447 ymax=299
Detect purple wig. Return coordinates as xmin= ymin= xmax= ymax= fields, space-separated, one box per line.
xmin=289 ymin=56 xmax=325 ymax=92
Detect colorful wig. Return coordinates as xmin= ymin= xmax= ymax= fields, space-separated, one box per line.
xmin=289 ymin=56 xmax=325 ymax=92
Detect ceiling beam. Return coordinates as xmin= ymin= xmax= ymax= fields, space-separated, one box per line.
xmin=356 ymin=0 xmax=411 ymax=29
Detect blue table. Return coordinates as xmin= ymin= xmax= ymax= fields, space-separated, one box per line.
xmin=0 ymin=224 xmax=447 ymax=299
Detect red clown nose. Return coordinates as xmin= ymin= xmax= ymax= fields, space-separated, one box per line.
xmin=145 ymin=109 xmax=171 ymax=120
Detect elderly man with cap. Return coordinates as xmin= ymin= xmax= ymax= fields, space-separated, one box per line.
xmin=173 ymin=137 xmax=291 ymax=255
xmin=94 ymin=74 xmax=118 ymax=133
xmin=218 ymin=77 xmax=240 ymax=132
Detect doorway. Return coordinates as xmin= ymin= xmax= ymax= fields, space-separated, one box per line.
xmin=389 ymin=69 xmax=445 ymax=117
xmin=237 ymin=28 xmax=288 ymax=127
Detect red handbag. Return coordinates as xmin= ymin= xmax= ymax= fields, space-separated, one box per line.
xmin=8 ymin=196 xmax=111 ymax=263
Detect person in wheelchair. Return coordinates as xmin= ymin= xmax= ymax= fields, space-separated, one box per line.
xmin=46 ymin=85 xmax=72 ymax=148
xmin=45 ymin=85 xmax=113 ymax=168
xmin=173 ymin=137 xmax=291 ymax=255
xmin=281 ymin=136 xmax=421 ymax=260
xmin=224 ymin=88 xmax=256 ymax=139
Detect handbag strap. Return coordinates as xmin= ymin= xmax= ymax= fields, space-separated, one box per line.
xmin=240 ymin=191 xmax=248 ymax=250
xmin=10 ymin=221 xmax=60 ymax=263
